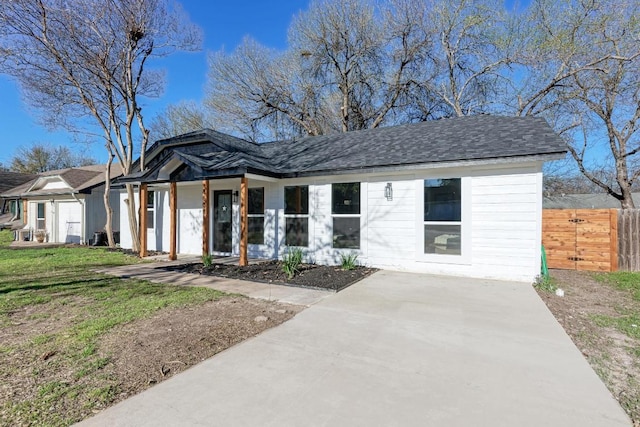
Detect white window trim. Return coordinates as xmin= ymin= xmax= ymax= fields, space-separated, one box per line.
xmin=247 ymin=187 xmax=265 ymax=246
xmin=147 ymin=190 xmax=155 ymax=230
xmin=331 ymin=182 xmax=362 ymax=250
xmin=284 ymin=185 xmax=309 ymax=248
xmin=36 ymin=202 xmax=46 ymax=230
xmin=415 ymin=176 xmax=472 ymax=265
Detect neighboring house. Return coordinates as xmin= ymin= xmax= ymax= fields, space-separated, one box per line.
xmin=116 ymin=115 xmax=566 ymax=282
xmin=0 ymin=170 xmax=37 ymax=229
xmin=543 ymin=193 xmax=637 ymax=209
xmin=0 ymin=165 xmax=121 ymax=244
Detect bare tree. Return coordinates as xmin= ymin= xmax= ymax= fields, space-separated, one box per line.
xmin=515 ymin=0 xmax=640 ymax=208
xmin=0 ymin=0 xmax=201 ymax=248
xmin=10 ymin=144 xmax=96 ymax=173
xmin=150 ymin=100 xmax=213 ymax=141
xmin=411 ymin=0 xmax=515 ymax=119
xmin=206 ymin=0 xmax=430 ymax=141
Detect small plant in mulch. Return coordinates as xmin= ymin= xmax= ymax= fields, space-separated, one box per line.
xmin=282 ymin=247 xmax=304 ymax=279
xmin=202 ymin=253 xmax=213 ymax=268
xmin=340 ymin=253 xmax=358 ymax=271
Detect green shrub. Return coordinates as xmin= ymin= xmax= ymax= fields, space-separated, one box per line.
xmin=202 ymin=253 xmax=213 ymax=268
xmin=282 ymin=248 xmax=304 ymax=280
xmin=340 ymin=253 xmax=358 ymax=270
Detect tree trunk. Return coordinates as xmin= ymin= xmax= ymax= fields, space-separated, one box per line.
xmin=620 ymin=186 xmax=636 ymax=209
xmin=103 ymin=154 xmax=116 ymax=247
xmin=125 ymin=183 xmax=141 ymax=252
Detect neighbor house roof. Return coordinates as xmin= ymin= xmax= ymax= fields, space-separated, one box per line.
xmin=0 ymin=164 xmax=122 ymax=198
xmin=120 ymin=115 xmax=567 ymax=184
xmin=543 ymin=193 xmax=635 ymax=209
xmin=0 ymin=171 xmax=37 ymax=195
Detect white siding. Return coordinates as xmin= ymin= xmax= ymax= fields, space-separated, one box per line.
xmin=177 ymin=184 xmax=203 ymax=255
xmin=365 ymin=177 xmax=416 ymax=268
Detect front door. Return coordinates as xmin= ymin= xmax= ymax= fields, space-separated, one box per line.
xmin=214 ymin=190 xmax=233 ymax=253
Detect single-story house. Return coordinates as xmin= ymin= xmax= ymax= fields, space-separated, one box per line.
xmin=0 ymin=170 xmax=37 ymax=229
xmin=116 ymin=115 xmax=566 ymax=282
xmin=0 ymin=165 xmax=121 ymax=244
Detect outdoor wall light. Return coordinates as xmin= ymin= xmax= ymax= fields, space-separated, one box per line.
xmin=384 ymin=183 xmax=393 ymax=201
xmin=232 ymin=190 xmax=239 ymax=204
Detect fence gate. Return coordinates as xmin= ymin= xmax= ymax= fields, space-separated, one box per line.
xmin=542 ymin=209 xmax=618 ymax=272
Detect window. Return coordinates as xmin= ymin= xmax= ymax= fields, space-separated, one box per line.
xmin=248 ymin=187 xmax=264 ymax=245
xmin=36 ymin=202 xmax=46 ymax=230
xmin=424 ymin=179 xmax=461 ymax=255
xmin=332 ymin=182 xmax=360 ymax=249
xmin=147 ymin=191 xmax=155 ymax=229
xmin=284 ymin=186 xmax=309 ymax=247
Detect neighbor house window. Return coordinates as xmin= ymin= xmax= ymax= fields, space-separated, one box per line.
xmin=424 ymin=179 xmax=461 ymax=255
xmin=147 ymin=191 xmax=155 ymax=229
xmin=332 ymin=182 xmax=360 ymax=249
xmin=248 ymin=187 xmax=264 ymax=245
xmin=284 ymin=185 xmax=308 ymax=247
xmin=36 ymin=202 xmax=46 ymax=230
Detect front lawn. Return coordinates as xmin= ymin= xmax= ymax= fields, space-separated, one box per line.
xmin=0 ymin=231 xmax=298 ymax=426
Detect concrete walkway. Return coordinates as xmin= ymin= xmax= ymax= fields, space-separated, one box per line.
xmin=95 ymin=258 xmax=333 ymax=306
xmin=78 ymin=271 xmax=631 ymax=427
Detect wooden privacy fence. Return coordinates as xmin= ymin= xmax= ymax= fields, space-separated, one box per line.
xmin=543 ymin=209 xmax=640 ymax=272
xmin=618 ymin=209 xmax=640 ymax=271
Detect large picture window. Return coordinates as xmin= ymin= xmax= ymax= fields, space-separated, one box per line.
xmin=147 ymin=191 xmax=155 ymax=229
xmin=284 ymin=186 xmax=308 ymax=247
xmin=424 ymin=179 xmax=461 ymax=255
xmin=248 ymin=187 xmax=264 ymax=245
xmin=332 ymin=182 xmax=360 ymax=249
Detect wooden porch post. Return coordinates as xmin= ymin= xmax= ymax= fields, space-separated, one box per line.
xmin=239 ymin=176 xmax=248 ymax=266
xmin=23 ymin=200 xmax=27 ymax=224
xmin=139 ymin=184 xmax=148 ymax=257
xmin=202 ymin=180 xmax=210 ymax=256
xmin=169 ymin=182 xmax=177 ymax=261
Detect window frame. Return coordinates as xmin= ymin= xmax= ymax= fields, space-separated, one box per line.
xmin=284 ymin=185 xmax=309 ymax=247
xmin=416 ymin=176 xmax=471 ymax=265
xmin=247 ymin=187 xmax=265 ymax=245
xmin=331 ymin=182 xmax=361 ymax=249
xmin=36 ymin=202 xmax=46 ymax=230
xmin=146 ymin=190 xmax=155 ymax=230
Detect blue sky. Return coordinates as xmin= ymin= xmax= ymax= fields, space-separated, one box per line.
xmin=0 ymin=0 xmax=309 ymax=166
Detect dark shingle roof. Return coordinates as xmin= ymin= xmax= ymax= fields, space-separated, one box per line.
xmin=0 ymin=171 xmax=37 ymax=194
xmin=123 ymin=115 xmax=566 ymax=183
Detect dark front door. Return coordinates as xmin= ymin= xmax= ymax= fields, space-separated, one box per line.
xmin=214 ymin=190 xmax=233 ymax=253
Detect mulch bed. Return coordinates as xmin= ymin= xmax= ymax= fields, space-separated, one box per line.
xmin=162 ymin=260 xmax=376 ymax=292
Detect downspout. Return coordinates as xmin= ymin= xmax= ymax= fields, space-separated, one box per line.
xmin=71 ymin=192 xmax=86 ymax=244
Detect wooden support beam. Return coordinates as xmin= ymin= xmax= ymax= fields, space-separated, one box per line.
xmin=169 ymin=182 xmax=177 ymax=261
xmin=239 ymin=177 xmax=248 ymax=266
xmin=139 ymin=184 xmax=148 ymax=258
xmin=202 ymin=180 xmax=210 ymax=256
xmin=23 ymin=200 xmax=27 ymax=224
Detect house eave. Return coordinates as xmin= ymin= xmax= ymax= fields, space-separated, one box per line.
xmin=279 ymin=152 xmax=565 ymax=179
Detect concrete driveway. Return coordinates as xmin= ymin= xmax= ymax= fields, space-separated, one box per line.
xmin=78 ymin=271 xmax=630 ymax=427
